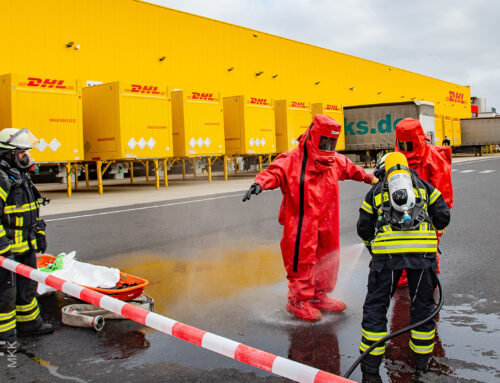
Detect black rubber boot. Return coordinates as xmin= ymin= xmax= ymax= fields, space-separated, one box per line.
xmin=361 ymin=361 xmax=383 ymax=383
xmin=18 ymin=322 xmax=53 ymax=337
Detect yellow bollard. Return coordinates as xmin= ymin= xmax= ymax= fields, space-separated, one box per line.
xmin=258 ymin=155 xmax=263 ymax=172
xmin=65 ymin=162 xmax=72 ymax=197
xmin=154 ymin=159 xmax=160 ymax=189
xmin=162 ymin=159 xmax=168 ymax=187
xmin=73 ymin=164 xmax=79 ymax=190
xmin=224 ymin=155 xmax=228 ymax=181
xmin=84 ymin=164 xmax=89 ymax=187
xmin=96 ymin=160 xmax=103 ymax=195
xmin=130 ymin=161 xmax=134 ymax=184
xmin=145 ymin=161 xmax=150 ymax=182
xmin=208 ymin=157 xmax=212 ymax=183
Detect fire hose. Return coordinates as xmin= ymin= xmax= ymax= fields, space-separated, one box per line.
xmin=0 ymin=255 xmax=355 ymax=383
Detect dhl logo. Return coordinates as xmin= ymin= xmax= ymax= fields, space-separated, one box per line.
xmin=21 ymin=77 xmax=74 ymax=90
xmin=190 ymin=92 xmax=217 ymax=101
xmin=290 ymin=101 xmax=308 ymax=109
xmin=249 ymin=98 xmax=271 ymax=106
xmin=125 ymin=84 xmax=164 ymax=95
xmin=446 ymin=91 xmax=465 ymax=104
xmin=326 ymin=104 xmax=342 ymax=111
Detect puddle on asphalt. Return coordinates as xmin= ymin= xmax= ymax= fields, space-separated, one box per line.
xmin=101 ymin=242 xmax=285 ymax=315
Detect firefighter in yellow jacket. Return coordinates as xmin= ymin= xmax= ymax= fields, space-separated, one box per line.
xmin=356 ymin=152 xmax=450 ymax=381
xmin=0 ymin=128 xmax=52 ymax=347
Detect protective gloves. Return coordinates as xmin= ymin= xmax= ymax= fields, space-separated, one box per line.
xmin=242 ymin=184 xmax=262 ymax=202
xmin=36 ymin=233 xmax=47 ymax=253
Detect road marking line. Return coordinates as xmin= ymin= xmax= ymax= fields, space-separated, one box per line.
xmin=479 ymin=170 xmax=495 ymax=174
xmin=45 ymin=193 xmax=246 ymax=222
xmin=459 ymin=170 xmax=476 ymax=173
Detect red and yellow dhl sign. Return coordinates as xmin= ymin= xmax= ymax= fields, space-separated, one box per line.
xmin=188 ymin=92 xmax=218 ymax=101
xmin=446 ymin=91 xmax=465 ymax=104
xmin=247 ymin=97 xmax=272 ymax=106
xmin=18 ymin=77 xmax=75 ymax=91
xmin=289 ymin=101 xmax=309 ymax=109
xmin=326 ymin=104 xmax=343 ymax=112
xmin=124 ymin=84 xmax=166 ymax=96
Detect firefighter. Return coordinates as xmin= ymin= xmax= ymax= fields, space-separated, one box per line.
xmin=243 ymin=115 xmax=377 ymax=322
xmin=356 ymin=152 xmax=450 ymax=381
xmin=394 ymin=118 xmax=453 ymax=286
xmin=0 ymin=128 xmax=52 ymax=347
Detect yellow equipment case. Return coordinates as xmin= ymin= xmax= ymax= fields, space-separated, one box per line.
xmin=311 ymin=103 xmax=346 ymax=151
xmin=223 ymin=95 xmax=276 ymax=155
xmin=275 ymin=99 xmax=312 ymax=153
xmin=83 ymin=81 xmax=173 ymax=161
xmin=171 ymin=89 xmax=224 ymax=157
xmin=0 ymin=73 xmax=83 ymax=162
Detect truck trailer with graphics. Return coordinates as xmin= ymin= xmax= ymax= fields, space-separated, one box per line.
xmin=343 ymin=101 xmax=436 ymax=152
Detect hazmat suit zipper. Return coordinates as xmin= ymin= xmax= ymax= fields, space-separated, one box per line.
xmin=293 ymin=141 xmax=309 ymax=273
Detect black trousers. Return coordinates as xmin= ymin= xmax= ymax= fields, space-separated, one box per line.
xmin=0 ymin=251 xmax=43 ymax=341
xmin=360 ymin=264 xmax=438 ymax=370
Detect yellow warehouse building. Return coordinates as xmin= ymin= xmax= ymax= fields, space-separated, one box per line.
xmin=0 ymin=0 xmax=471 ymax=160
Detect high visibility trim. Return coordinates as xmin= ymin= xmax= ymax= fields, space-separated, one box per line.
xmin=411 ymin=329 xmax=435 ymax=340
xmin=0 ymin=319 xmax=16 ymax=332
xmin=429 ymin=189 xmax=441 ymax=205
xmin=15 ymin=229 xmax=22 ymax=244
xmin=359 ymin=341 xmax=385 ymax=355
xmin=363 ymin=239 xmax=371 ymax=246
xmin=4 ymin=202 xmax=38 ymax=214
xmin=0 ymin=244 xmax=11 ymax=254
xmin=16 ymin=298 xmax=37 ymax=312
xmin=37 ymin=230 xmax=45 ymax=235
xmin=16 ymin=307 xmax=40 ymax=322
xmin=0 ymin=310 xmax=16 ymax=321
xmin=362 ymin=329 xmax=387 ymax=339
xmin=374 ymin=194 xmax=382 ymax=207
xmin=361 ymin=201 xmax=373 ymax=214
xmin=409 ymin=340 xmax=434 ymax=354
xmin=0 ymin=187 xmax=8 ymax=202
xmin=376 ymin=231 xmax=436 ymax=239
xmin=0 ymin=227 xmax=5 ymax=237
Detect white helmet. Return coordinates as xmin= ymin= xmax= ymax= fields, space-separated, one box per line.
xmin=0 ymin=128 xmax=37 ymax=150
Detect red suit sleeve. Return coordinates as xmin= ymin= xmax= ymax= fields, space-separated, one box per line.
xmin=429 ymin=162 xmax=454 ymax=209
xmin=254 ymin=152 xmax=289 ymax=191
xmin=337 ymin=154 xmax=374 ymax=184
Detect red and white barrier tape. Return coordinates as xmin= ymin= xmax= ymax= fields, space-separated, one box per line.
xmin=0 ymin=256 xmax=354 ymax=383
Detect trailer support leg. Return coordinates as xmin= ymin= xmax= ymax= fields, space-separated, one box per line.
xmin=97 ymin=161 xmax=103 ymax=195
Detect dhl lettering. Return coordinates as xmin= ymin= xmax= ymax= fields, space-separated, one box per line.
xmin=191 ymin=92 xmax=217 ymax=101
xmin=49 ymin=118 xmax=76 ymax=123
xmin=128 ymin=84 xmax=162 ymax=95
xmin=250 ymin=98 xmax=269 ymax=105
xmin=291 ymin=101 xmax=307 ymax=109
xmin=24 ymin=78 xmax=73 ymax=90
xmin=446 ymin=91 xmax=465 ymax=104
xmin=97 ymin=137 xmax=115 ymax=142
xmin=326 ymin=104 xmax=342 ymax=111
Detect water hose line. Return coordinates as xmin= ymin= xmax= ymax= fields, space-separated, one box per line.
xmin=343 ymin=274 xmax=443 ymax=379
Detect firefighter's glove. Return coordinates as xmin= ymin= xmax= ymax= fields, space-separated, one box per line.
xmin=242 ymin=184 xmax=262 ymax=202
xmin=34 ymin=220 xmax=47 ymax=253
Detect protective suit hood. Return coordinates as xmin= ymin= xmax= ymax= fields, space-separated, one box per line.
xmin=395 ymin=118 xmax=428 ymax=166
xmin=301 ymin=114 xmax=341 ymax=168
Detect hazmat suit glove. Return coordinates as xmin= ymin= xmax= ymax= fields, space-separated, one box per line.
xmin=370 ymin=176 xmax=379 ymax=185
xmin=242 ymin=184 xmax=262 ymax=202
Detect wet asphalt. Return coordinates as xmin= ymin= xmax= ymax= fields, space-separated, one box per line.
xmin=1 ymin=156 xmax=499 ymax=383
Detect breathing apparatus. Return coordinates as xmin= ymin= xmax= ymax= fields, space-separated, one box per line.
xmin=0 ymin=128 xmax=37 ymax=172
xmin=384 ymin=152 xmax=416 ymax=227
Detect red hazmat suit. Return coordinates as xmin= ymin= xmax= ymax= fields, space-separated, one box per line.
xmin=395 ymin=118 xmax=454 ymax=280
xmin=395 ymin=118 xmax=453 ymax=208
xmin=254 ymin=115 xmax=374 ymax=311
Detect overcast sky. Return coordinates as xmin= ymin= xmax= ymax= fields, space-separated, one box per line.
xmin=146 ymin=0 xmax=499 ymax=111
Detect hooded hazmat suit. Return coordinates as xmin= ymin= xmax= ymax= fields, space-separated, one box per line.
xmin=395 ymin=118 xmax=453 ymax=208
xmin=252 ymin=115 xmax=374 ymax=319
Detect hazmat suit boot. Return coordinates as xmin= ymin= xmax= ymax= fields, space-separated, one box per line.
xmin=18 ymin=322 xmax=53 ymax=337
xmin=310 ymin=293 xmax=346 ymax=313
xmin=286 ymin=300 xmax=322 ymax=322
